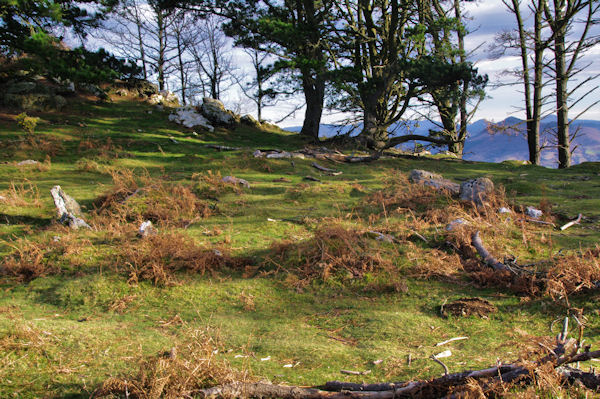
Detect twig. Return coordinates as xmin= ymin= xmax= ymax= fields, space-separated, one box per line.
xmin=518 ymin=218 xmax=557 ymax=227
xmin=340 ymin=369 xmax=371 ymax=376
xmin=560 ymin=214 xmax=583 ymax=231
xmin=430 ymin=355 xmax=450 ymax=375
xmin=435 ymin=337 xmax=469 ymax=347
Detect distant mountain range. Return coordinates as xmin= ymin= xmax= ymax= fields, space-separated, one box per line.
xmin=285 ymin=116 xmax=600 ymax=167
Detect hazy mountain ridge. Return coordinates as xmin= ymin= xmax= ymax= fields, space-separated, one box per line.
xmin=286 ymin=117 xmax=600 ymax=167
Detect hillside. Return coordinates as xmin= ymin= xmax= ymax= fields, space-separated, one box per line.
xmin=2 ymin=94 xmax=600 ymax=398
xmin=295 ymin=117 xmax=600 ymax=167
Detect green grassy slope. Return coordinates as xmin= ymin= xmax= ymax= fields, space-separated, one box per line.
xmin=1 ymin=96 xmax=600 ymax=398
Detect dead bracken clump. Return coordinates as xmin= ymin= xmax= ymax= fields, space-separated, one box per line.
xmin=192 ymin=170 xmax=243 ymax=197
xmin=77 ymin=137 xmax=127 ymax=160
xmin=365 ymin=171 xmax=453 ymax=215
xmin=95 ymin=169 xmax=212 ymax=227
xmin=0 ymin=180 xmax=42 ymax=208
xmin=264 ymin=225 xmax=401 ymax=290
xmin=93 ymin=328 xmax=244 ymax=399
xmin=441 ymin=297 xmax=498 ymax=318
xmin=117 ymin=232 xmax=251 ymax=286
xmin=0 ymin=232 xmax=90 ymax=281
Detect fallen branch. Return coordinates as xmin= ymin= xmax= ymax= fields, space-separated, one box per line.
xmin=518 ymin=218 xmax=557 ymax=227
xmin=560 ymin=214 xmax=583 ymax=231
xmin=340 ymin=369 xmax=371 ymax=376
xmin=471 ymin=231 xmax=512 ymax=272
xmin=205 ymin=144 xmax=240 ymax=151
xmin=312 ymin=162 xmax=342 ymax=176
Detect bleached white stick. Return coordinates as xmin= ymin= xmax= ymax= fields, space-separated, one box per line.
xmin=435 ymin=336 xmax=469 ymax=347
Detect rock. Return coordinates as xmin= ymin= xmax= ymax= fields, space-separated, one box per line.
xmin=409 ymin=169 xmax=460 ymax=195
xmin=52 ymin=77 xmax=75 ymax=95
xmin=440 ymin=151 xmax=459 ymax=158
xmin=253 ymin=150 xmax=264 ymax=158
xmin=78 ymin=83 xmax=108 ymax=100
xmin=498 ymin=207 xmax=512 ymax=214
xmin=291 ymin=153 xmax=306 ymax=159
xmin=138 ymin=220 xmax=156 ymax=238
xmin=6 ymin=81 xmax=42 ymax=95
xmin=149 ymin=91 xmax=179 ymax=107
xmin=366 ymin=231 xmax=396 ymax=243
xmin=240 ymin=114 xmax=261 ymax=127
xmin=3 ymin=93 xmax=66 ymax=111
xmin=124 ymin=79 xmax=159 ymax=97
xmin=446 ymin=218 xmax=468 ymax=231
xmin=526 ymin=206 xmax=543 ymax=219
xmin=17 ymin=160 xmax=40 ymax=166
xmin=459 ymin=178 xmax=494 ymax=206
xmin=169 ymin=107 xmax=214 ymax=131
xmin=414 ymin=150 xmax=431 ymax=156
xmin=50 ymin=185 xmax=90 ymax=230
xmin=222 ymin=176 xmax=250 ymax=189
xmin=200 ymin=97 xmax=238 ymax=126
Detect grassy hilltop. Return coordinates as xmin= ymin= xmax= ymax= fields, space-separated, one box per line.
xmin=1 ymin=94 xmax=600 ymax=398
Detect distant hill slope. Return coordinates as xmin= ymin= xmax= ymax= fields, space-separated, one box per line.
xmin=286 ymin=117 xmax=600 ymax=167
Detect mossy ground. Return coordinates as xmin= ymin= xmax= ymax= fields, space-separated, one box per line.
xmin=1 ymin=96 xmax=600 ymax=398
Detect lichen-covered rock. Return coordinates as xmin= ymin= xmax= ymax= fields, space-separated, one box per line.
xmin=222 ymin=176 xmax=250 ymax=189
xmin=125 ymin=79 xmax=159 ymax=97
xmin=459 ymin=177 xmax=494 ymax=206
xmin=169 ymin=107 xmax=214 ymax=131
xmin=149 ymin=90 xmax=180 ymax=107
xmin=409 ymin=169 xmax=460 ymax=195
xmin=3 ymin=93 xmax=66 ymax=111
xmin=200 ymin=97 xmax=238 ymax=126
xmin=240 ymin=114 xmax=261 ymax=127
xmin=79 ymin=83 xmax=109 ymax=100
xmin=50 ymin=185 xmax=90 ymax=230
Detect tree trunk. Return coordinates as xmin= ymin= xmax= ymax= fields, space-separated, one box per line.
xmin=176 ymin=34 xmax=186 ymax=105
xmin=157 ymin=11 xmax=166 ymax=91
xmin=300 ymin=74 xmax=325 ymax=140
xmin=555 ymin=20 xmax=570 ymax=169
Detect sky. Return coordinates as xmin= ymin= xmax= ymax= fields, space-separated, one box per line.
xmin=79 ymin=0 xmax=600 ymax=127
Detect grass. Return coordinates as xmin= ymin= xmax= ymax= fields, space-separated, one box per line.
xmin=1 ymin=94 xmax=600 ymax=397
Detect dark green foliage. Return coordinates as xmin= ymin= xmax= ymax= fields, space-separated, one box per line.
xmin=21 ymin=42 xmax=142 ymax=83
xmin=0 ymin=0 xmax=116 ymax=56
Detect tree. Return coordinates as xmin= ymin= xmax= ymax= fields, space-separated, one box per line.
xmin=497 ymin=0 xmax=599 ymax=167
xmin=543 ymin=0 xmax=599 ymax=168
xmin=0 ymin=0 xmax=115 ymax=56
xmin=418 ymin=0 xmax=487 ymax=156
xmin=219 ymin=0 xmax=333 ymax=139
xmin=94 ymin=0 xmax=150 ymax=79
xmin=329 ymin=0 xmax=481 ymax=150
xmin=97 ymin=0 xmax=181 ymax=91
xmin=235 ymin=48 xmax=279 ymax=122
xmin=188 ymin=14 xmax=235 ymax=100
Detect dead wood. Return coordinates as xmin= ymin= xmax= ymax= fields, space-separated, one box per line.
xmin=340 ymin=369 xmax=371 ymax=376
xmin=560 ymin=214 xmax=583 ymax=231
xmin=471 ymin=231 xmax=512 ymax=272
xmin=311 ymin=162 xmax=342 ymax=175
xmin=205 ymin=144 xmax=241 ymax=151
xmin=304 ymin=176 xmax=321 ymax=182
